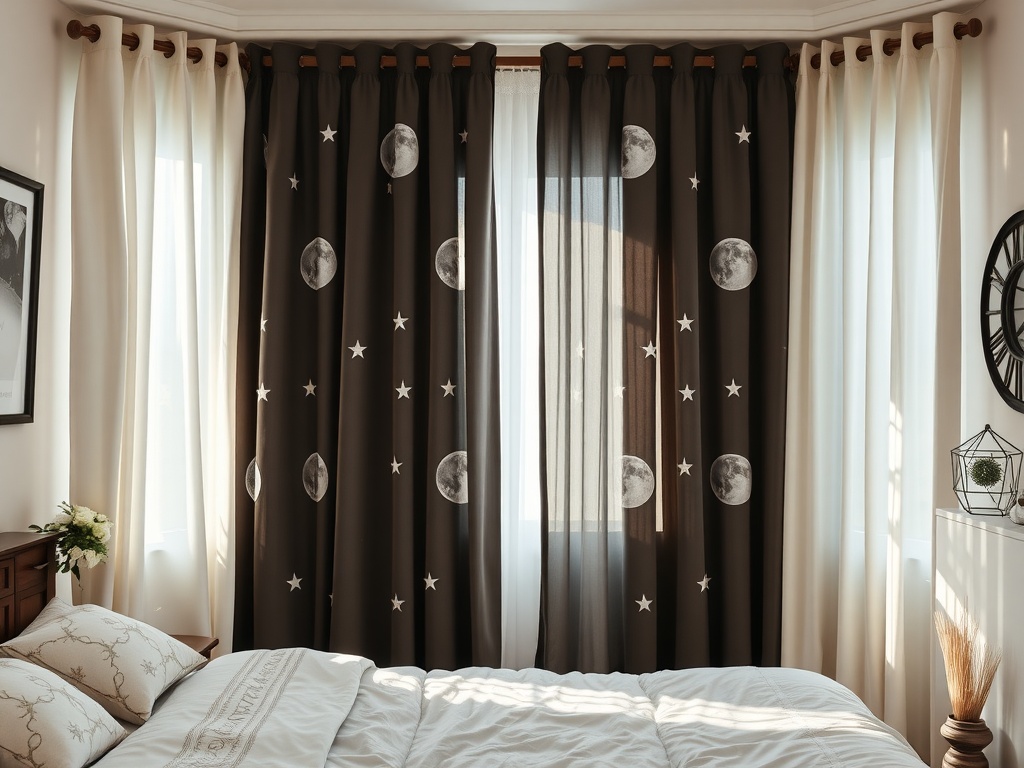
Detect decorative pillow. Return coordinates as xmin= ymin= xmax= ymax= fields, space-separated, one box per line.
xmin=0 ymin=598 xmax=206 ymax=725
xmin=0 ymin=657 xmax=126 ymax=768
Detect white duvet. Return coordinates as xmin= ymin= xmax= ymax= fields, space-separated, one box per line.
xmin=94 ymin=649 xmax=926 ymax=767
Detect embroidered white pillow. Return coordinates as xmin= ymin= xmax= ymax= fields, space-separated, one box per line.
xmin=0 ymin=657 xmax=126 ymax=767
xmin=0 ymin=598 xmax=206 ymax=724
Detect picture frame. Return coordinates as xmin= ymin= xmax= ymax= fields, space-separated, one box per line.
xmin=0 ymin=165 xmax=43 ymax=424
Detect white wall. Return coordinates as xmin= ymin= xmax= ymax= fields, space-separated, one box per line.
xmin=963 ymin=0 xmax=1024 ymax=444
xmin=934 ymin=0 xmax=1024 ymax=763
xmin=0 ymin=0 xmax=75 ymax=532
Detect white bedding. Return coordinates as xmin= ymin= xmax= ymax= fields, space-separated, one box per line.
xmin=93 ymin=649 xmax=926 ymax=767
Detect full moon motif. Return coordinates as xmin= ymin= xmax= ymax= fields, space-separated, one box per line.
xmin=245 ymin=458 xmax=261 ymax=502
xmin=621 ymin=455 xmax=655 ymax=508
xmin=710 ymin=454 xmax=752 ymax=505
xmin=435 ymin=237 xmax=465 ymax=291
xmin=621 ymin=125 xmax=656 ymax=179
xmin=302 ymin=452 xmax=329 ymax=502
xmin=380 ymin=123 xmax=419 ymax=178
xmin=709 ymin=238 xmax=758 ymax=291
xmin=299 ymin=237 xmax=338 ymax=290
xmin=436 ymin=450 xmax=469 ymax=504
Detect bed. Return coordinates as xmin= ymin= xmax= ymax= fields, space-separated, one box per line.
xmin=0 ymin=598 xmax=927 ymax=768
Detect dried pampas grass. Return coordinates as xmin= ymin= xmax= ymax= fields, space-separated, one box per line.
xmin=934 ymin=607 xmax=1002 ymax=722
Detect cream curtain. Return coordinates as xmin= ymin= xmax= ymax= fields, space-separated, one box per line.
xmin=783 ymin=13 xmax=964 ymax=761
xmin=494 ymin=69 xmax=543 ymax=669
xmin=69 ymin=16 xmax=243 ymax=649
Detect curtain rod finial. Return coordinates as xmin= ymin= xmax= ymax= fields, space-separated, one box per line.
xmin=67 ymin=19 xmax=100 ymax=43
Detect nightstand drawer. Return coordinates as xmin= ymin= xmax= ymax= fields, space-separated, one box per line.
xmin=15 ymin=546 xmax=49 ymax=591
xmin=0 ymin=557 xmax=12 ymax=599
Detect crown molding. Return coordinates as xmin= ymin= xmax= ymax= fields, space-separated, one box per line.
xmin=58 ymin=0 xmax=981 ymax=49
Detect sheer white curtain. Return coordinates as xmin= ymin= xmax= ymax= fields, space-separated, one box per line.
xmin=494 ymin=69 xmax=542 ymax=669
xmin=69 ymin=16 xmax=243 ymax=649
xmin=783 ymin=13 xmax=964 ymax=760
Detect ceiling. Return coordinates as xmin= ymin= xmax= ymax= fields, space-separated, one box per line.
xmin=59 ymin=0 xmax=980 ymax=50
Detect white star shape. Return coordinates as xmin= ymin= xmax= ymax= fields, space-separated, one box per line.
xmin=424 ymin=573 xmax=438 ymax=590
xmin=678 ymin=459 xmax=692 ymax=476
xmin=260 ymin=315 xmax=268 ymax=332
xmin=459 ymin=129 xmax=469 ymax=143
xmin=736 ymin=125 xmax=751 ymax=144
xmin=289 ymin=173 xmax=299 ymax=189
xmin=287 ymin=573 xmax=302 ymax=591
xmin=320 ymin=124 xmax=337 ymax=142
xmin=349 ymin=341 xmax=366 ymax=358
xmin=387 ymin=182 xmax=393 ymax=195
xmin=392 ymin=457 xmax=402 ymax=475
xmin=636 ymin=594 xmax=653 ymax=612
xmin=576 ymin=341 xmax=584 ymax=359
xmin=396 ymin=381 xmax=411 ymax=399
xmin=689 ymin=174 xmax=700 ymax=190
xmin=698 ymin=574 xmax=711 ymax=592
xmin=679 ymin=385 xmax=695 ymax=401
xmin=726 ymin=379 xmax=742 ymax=397
xmin=441 ymin=379 xmax=456 ymax=397
xmin=677 ymin=314 xmax=693 ymax=332
xmin=615 ymin=386 xmax=625 ymax=399
xmin=394 ymin=312 xmax=408 ymax=330
xmin=391 ymin=594 xmax=405 ymax=611
xmin=257 ymin=383 xmax=270 ymax=402
xmin=642 ymin=341 xmax=657 ymax=358
xmin=303 ymin=379 xmax=316 ymax=397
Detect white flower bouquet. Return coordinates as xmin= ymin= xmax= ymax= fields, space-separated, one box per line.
xmin=30 ymin=502 xmax=112 ymax=581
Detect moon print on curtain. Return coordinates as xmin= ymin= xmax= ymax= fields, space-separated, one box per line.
xmin=234 ymin=41 xmax=501 ymax=670
xmin=536 ymin=42 xmax=793 ymax=674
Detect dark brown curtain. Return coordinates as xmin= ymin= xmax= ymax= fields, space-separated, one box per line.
xmin=234 ymin=41 xmax=501 ymax=669
xmin=536 ymin=43 xmax=793 ymax=674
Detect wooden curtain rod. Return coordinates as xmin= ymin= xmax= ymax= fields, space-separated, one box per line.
xmin=805 ymin=17 xmax=982 ymax=69
xmin=267 ymin=53 xmax=769 ymax=70
xmin=68 ymin=16 xmax=981 ymax=74
xmin=66 ymin=20 xmax=250 ymax=70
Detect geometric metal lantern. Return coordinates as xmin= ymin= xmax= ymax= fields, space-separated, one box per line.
xmin=951 ymin=424 xmax=1022 ymax=516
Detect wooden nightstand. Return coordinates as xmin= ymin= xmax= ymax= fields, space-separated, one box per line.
xmin=0 ymin=532 xmax=58 ymax=642
xmin=171 ymin=634 xmax=219 ymax=659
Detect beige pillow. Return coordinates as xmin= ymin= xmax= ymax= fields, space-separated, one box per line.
xmin=0 ymin=657 xmax=126 ymax=767
xmin=0 ymin=598 xmax=206 ymax=724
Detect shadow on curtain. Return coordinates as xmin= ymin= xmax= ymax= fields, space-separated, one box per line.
xmin=536 ymin=42 xmax=794 ymax=674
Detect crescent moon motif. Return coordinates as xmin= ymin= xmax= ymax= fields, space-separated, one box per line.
xmin=436 ymin=450 xmax=469 ymax=504
xmin=621 ymin=125 xmax=656 ymax=179
xmin=621 ymin=455 xmax=656 ymax=508
xmin=380 ymin=123 xmax=420 ymax=178
xmin=299 ymin=236 xmax=338 ymax=290
xmin=302 ymin=452 xmax=329 ymax=502
xmin=435 ymin=236 xmax=465 ymax=291
xmin=245 ymin=458 xmax=261 ymax=502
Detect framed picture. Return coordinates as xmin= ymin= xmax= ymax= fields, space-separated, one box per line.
xmin=0 ymin=166 xmax=43 ymax=424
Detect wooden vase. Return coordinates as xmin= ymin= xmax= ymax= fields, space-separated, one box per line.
xmin=940 ymin=716 xmax=993 ymax=768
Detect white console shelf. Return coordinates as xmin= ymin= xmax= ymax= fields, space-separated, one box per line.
xmin=932 ymin=507 xmax=1023 ymax=768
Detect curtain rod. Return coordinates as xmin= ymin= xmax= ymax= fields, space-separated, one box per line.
xmin=66 ymin=20 xmax=250 ymax=70
xmin=804 ymin=17 xmax=982 ymax=69
xmin=67 ymin=17 xmax=981 ymax=74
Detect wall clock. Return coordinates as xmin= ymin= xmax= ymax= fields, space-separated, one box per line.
xmin=982 ymin=210 xmax=1024 ymax=413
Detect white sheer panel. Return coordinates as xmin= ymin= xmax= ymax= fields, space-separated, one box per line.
xmin=783 ymin=14 xmax=966 ymax=761
xmin=69 ymin=16 xmax=242 ymax=650
xmin=494 ymin=70 xmax=542 ymax=669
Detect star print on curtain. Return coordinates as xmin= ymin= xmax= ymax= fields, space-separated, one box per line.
xmin=536 ymin=43 xmax=793 ymax=674
xmin=234 ymin=41 xmax=501 ymax=669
